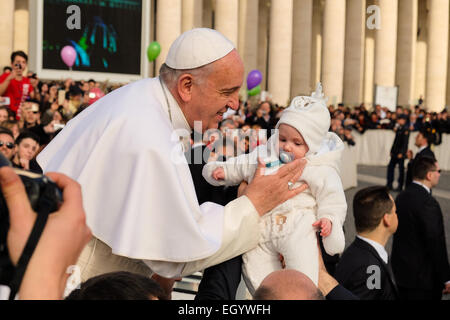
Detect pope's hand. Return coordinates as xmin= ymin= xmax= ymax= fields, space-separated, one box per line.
xmin=243 ymin=158 xmax=308 ymax=216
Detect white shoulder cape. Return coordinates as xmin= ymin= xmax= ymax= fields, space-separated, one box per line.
xmin=37 ymin=77 xmax=223 ymax=262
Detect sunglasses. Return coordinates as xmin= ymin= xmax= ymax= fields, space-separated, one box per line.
xmin=431 ymin=169 xmax=442 ymax=173
xmin=0 ymin=141 xmax=14 ymax=149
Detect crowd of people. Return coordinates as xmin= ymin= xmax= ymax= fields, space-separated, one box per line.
xmin=1 ymin=51 xmax=449 ymax=177
xmin=191 ymin=96 xmax=450 ymax=160
xmin=329 ymin=102 xmax=450 ymax=146
xmin=1 ymin=28 xmax=449 ymax=304
xmin=0 ymin=51 xmax=120 ymax=173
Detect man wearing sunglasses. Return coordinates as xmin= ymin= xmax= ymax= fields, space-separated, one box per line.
xmin=0 ymin=127 xmax=15 ymax=160
xmin=391 ymin=156 xmax=450 ymax=300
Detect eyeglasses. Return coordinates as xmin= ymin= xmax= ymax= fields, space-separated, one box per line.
xmin=0 ymin=141 xmax=14 ymax=149
xmin=431 ymin=169 xmax=442 ymax=173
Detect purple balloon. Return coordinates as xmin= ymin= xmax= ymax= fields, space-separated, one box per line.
xmin=247 ymin=70 xmax=263 ymax=90
xmin=61 ymin=46 xmax=77 ymax=68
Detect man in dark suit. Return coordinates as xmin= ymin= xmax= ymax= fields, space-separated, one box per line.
xmin=387 ymin=115 xmax=410 ymax=191
xmin=185 ymin=134 xmax=242 ymax=300
xmin=186 ymin=136 xmax=239 ymax=206
xmin=391 ymin=156 xmax=450 ymax=300
xmin=335 ymin=186 xmax=399 ymax=300
xmin=405 ymin=129 xmax=436 ymax=187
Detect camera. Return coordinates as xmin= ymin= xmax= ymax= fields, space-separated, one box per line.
xmin=14 ymin=63 xmax=22 ymax=70
xmin=0 ymin=167 xmax=62 ymax=287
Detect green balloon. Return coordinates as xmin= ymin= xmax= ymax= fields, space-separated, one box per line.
xmin=147 ymin=41 xmax=161 ymax=62
xmin=248 ymin=85 xmax=261 ymax=96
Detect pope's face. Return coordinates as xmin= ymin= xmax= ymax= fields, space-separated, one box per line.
xmin=188 ymin=50 xmax=244 ymax=132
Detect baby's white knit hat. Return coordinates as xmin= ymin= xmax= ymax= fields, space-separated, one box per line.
xmin=276 ymin=83 xmax=330 ymax=155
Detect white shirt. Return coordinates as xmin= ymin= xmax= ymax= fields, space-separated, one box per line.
xmin=357 ymin=235 xmax=388 ymax=264
xmin=160 ymin=80 xmax=192 ymax=151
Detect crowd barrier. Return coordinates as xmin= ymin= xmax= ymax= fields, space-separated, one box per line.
xmin=339 ymin=130 xmax=450 ymax=190
xmin=340 ymin=143 xmax=358 ymax=190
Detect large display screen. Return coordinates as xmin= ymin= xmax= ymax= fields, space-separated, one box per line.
xmin=42 ymin=0 xmax=142 ymax=75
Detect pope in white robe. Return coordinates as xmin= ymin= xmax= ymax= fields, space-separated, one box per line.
xmin=37 ymin=29 xmax=307 ymax=284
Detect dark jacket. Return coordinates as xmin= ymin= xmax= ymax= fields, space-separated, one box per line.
xmin=185 ymin=144 xmax=238 ymax=206
xmin=12 ymin=158 xmax=43 ymax=174
xmin=335 ymin=237 xmax=399 ymax=300
xmin=390 ymin=124 xmax=409 ymax=157
xmin=391 ymin=183 xmax=450 ymax=293
xmin=405 ymin=146 xmax=436 ymax=187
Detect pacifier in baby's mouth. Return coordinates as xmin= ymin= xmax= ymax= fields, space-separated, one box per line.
xmin=265 ymin=149 xmax=295 ymax=168
xmin=279 ymin=150 xmax=295 ymax=164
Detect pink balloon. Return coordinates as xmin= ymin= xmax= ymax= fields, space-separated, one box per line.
xmin=88 ymin=87 xmax=105 ymax=105
xmin=60 ymin=46 xmax=77 ymax=68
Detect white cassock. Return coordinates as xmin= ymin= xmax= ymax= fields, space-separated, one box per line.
xmin=37 ymin=77 xmax=260 ymax=278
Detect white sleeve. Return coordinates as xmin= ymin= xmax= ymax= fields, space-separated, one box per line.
xmin=143 ymin=195 xmax=261 ymax=278
xmin=308 ymin=167 xmax=347 ymax=226
xmin=307 ymin=166 xmax=347 ymax=255
xmin=202 ymin=150 xmax=258 ymax=187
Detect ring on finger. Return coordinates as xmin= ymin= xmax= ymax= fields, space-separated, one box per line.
xmin=288 ymin=181 xmax=294 ymax=190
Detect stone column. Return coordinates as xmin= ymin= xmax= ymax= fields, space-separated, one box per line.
xmin=414 ymin=0 xmax=427 ymax=104
xmin=257 ymin=0 xmax=270 ymax=91
xmin=268 ymin=0 xmax=294 ymax=105
xmin=156 ymin=0 xmax=182 ymax=72
xmin=343 ymin=0 xmax=365 ymax=106
xmin=396 ymin=0 xmax=417 ymax=108
xmin=202 ymin=0 xmax=213 ymax=28
xmin=215 ymin=0 xmax=239 ymax=46
xmin=322 ymin=0 xmax=346 ymax=105
xmin=426 ymin=0 xmax=449 ymax=112
xmin=291 ymin=0 xmax=313 ymax=97
xmin=447 ymin=13 xmax=450 ymax=107
xmin=14 ymin=0 xmax=29 ymax=53
xmin=363 ymin=0 xmax=375 ymax=107
xmin=374 ymin=0 xmax=398 ymax=87
xmin=0 ymin=0 xmax=15 ymax=68
xmin=238 ymin=0 xmax=258 ymax=95
xmin=363 ymin=29 xmax=375 ymax=107
xmin=310 ymin=0 xmax=322 ymax=92
xmin=182 ymin=0 xmax=203 ymax=32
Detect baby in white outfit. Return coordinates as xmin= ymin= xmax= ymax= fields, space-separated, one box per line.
xmin=202 ymin=83 xmax=347 ymax=295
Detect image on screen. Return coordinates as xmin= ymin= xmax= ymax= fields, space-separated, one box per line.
xmin=43 ymin=0 xmax=142 ymax=75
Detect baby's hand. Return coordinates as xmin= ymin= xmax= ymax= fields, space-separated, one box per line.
xmin=212 ymin=167 xmax=225 ymax=180
xmin=312 ymin=218 xmax=332 ymax=237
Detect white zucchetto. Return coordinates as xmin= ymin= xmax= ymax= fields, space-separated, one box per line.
xmin=165 ymin=28 xmax=235 ymax=70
